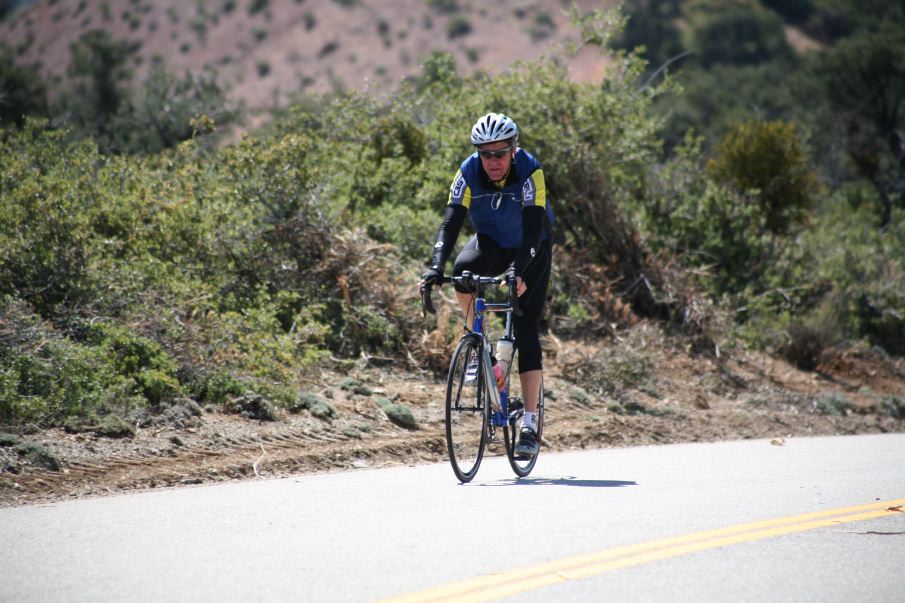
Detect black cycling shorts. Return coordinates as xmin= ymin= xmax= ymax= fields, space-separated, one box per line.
xmin=452 ymin=233 xmax=552 ymax=373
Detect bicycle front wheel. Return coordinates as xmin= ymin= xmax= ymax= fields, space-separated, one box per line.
xmin=503 ymin=361 xmax=544 ymax=477
xmin=445 ymin=334 xmax=488 ymax=483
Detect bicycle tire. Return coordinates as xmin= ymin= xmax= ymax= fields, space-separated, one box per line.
xmin=503 ymin=357 xmax=544 ymax=477
xmin=445 ymin=334 xmax=488 ymax=483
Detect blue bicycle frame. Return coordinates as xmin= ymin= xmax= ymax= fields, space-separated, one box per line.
xmin=470 ymin=294 xmax=513 ymax=429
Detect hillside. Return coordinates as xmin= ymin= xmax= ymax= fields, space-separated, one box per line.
xmin=2 ymin=0 xmax=614 ymax=111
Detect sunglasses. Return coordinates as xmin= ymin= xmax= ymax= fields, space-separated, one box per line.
xmin=478 ymin=148 xmax=512 ymax=160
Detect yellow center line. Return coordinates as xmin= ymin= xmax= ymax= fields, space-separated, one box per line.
xmin=378 ymin=498 xmax=905 ymax=603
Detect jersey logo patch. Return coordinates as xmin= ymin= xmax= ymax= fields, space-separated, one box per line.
xmin=522 ymin=179 xmax=536 ymax=204
xmin=451 ymin=173 xmax=466 ymax=202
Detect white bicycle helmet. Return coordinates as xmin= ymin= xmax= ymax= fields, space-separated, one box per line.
xmin=470 ymin=112 xmax=518 ymax=146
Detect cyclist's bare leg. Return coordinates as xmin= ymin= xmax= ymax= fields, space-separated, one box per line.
xmin=519 ymin=370 xmax=542 ymax=413
xmin=456 ymin=290 xmax=475 ymax=329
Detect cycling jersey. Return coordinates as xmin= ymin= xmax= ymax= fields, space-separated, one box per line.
xmin=448 ymin=148 xmax=554 ymax=249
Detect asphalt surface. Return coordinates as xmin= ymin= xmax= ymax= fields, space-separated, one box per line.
xmin=2 ymin=434 xmax=903 ymax=602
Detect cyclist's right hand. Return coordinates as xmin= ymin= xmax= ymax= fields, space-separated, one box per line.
xmin=420 ymin=267 xmax=443 ymax=316
xmin=420 ymin=266 xmax=444 ymax=289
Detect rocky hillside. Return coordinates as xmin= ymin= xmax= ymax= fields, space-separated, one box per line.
xmin=2 ymin=0 xmax=614 ymax=110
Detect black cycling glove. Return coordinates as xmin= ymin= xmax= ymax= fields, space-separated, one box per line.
xmin=421 ymin=266 xmax=444 ymax=287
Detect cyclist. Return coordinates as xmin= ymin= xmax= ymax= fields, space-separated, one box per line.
xmin=420 ymin=112 xmax=554 ymax=458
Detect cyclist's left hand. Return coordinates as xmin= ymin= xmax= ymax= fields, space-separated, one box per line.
xmin=515 ymin=276 xmax=527 ymax=297
xmin=501 ymin=273 xmax=527 ymax=297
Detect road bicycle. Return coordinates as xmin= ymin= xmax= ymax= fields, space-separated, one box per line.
xmin=421 ymin=271 xmax=544 ymax=482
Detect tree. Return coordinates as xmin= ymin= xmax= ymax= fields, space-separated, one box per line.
xmin=63 ymin=30 xmax=134 ymax=149
xmin=708 ymin=120 xmax=818 ymax=234
xmin=615 ymin=0 xmax=684 ymax=71
xmin=687 ymin=1 xmax=793 ymax=68
xmin=112 ymin=61 xmax=231 ymax=154
xmin=806 ymin=19 xmax=905 ymax=225
xmin=0 ymin=49 xmax=47 ymax=127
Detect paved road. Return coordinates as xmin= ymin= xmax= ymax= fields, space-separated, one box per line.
xmin=2 ymin=434 xmax=903 ymax=602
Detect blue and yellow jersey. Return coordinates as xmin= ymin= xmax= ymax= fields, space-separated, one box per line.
xmin=447 ymin=148 xmax=554 ymax=249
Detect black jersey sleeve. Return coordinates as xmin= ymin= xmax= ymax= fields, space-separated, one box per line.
xmin=429 ymin=204 xmax=468 ymax=271
xmin=513 ymin=205 xmax=545 ymax=278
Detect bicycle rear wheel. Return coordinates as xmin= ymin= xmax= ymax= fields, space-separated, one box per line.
xmin=445 ymin=334 xmax=488 ymax=483
xmin=503 ymin=360 xmax=544 ymax=477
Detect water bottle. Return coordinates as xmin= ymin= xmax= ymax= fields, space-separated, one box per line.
xmin=496 ymin=337 xmax=514 ymax=380
xmin=491 ymin=359 xmax=504 ymax=391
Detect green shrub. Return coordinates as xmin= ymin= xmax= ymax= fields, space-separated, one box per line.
xmin=529 ymin=12 xmax=556 ymax=41
xmin=248 ymin=0 xmax=268 ymax=15
xmin=377 ymin=398 xmax=416 ymax=429
xmin=568 ymin=386 xmax=592 ymax=406
xmin=780 ymin=299 xmax=841 ymax=370
xmin=94 ymin=414 xmax=135 ymax=438
xmin=800 ymin=196 xmax=905 ymax=356
xmin=880 ymin=395 xmax=905 ymax=420
xmin=227 ymin=392 xmax=276 ymax=421
xmin=84 ymin=322 xmax=181 ymax=405
xmin=446 ymin=15 xmax=471 ymax=38
xmin=0 ymin=432 xmax=22 ymax=447
xmin=708 ymin=120 xmax=818 ymax=234
xmin=642 ymin=135 xmax=785 ymax=296
xmin=813 ymin=392 xmax=853 ymax=415
xmin=13 ymin=441 xmax=62 ymax=471
xmin=340 ymin=378 xmax=373 ymax=396
xmin=291 ymin=391 xmax=336 ymax=419
xmin=62 ymin=415 xmax=96 ymax=434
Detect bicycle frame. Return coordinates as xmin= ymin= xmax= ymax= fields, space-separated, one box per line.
xmin=471 ymin=292 xmax=515 ymax=430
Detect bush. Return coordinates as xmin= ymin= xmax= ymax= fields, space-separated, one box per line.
xmin=248 ymin=0 xmax=268 ymax=16
xmin=641 ymin=135 xmax=779 ymax=296
xmin=880 ymin=395 xmax=905 ymax=420
xmin=227 ymin=392 xmax=276 ymax=421
xmin=377 ymin=398 xmax=416 ymax=429
xmin=94 ymin=414 xmax=135 ymax=438
xmin=813 ymin=392 xmax=853 ymax=415
xmin=291 ymin=391 xmax=336 ymax=419
xmin=446 ymin=15 xmax=471 ymax=38
xmin=800 ymin=195 xmax=905 ymax=356
xmin=781 ymin=322 xmax=831 ymax=371
xmin=13 ymin=441 xmax=62 ymax=471
xmin=708 ymin=120 xmax=818 ymax=234
xmin=0 ymin=432 xmax=22 ymax=447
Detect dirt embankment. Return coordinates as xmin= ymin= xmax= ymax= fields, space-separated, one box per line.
xmin=2 ymin=324 xmax=904 ymax=508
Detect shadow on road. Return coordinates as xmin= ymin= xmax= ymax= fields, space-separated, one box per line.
xmin=476 ymin=476 xmax=637 ymax=488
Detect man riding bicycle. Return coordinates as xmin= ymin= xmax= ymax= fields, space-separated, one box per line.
xmin=420 ymin=112 xmax=554 ymax=457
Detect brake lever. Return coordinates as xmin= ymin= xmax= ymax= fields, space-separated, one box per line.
xmin=420 ymin=283 xmax=436 ymax=316
xmin=509 ymin=276 xmax=524 ymax=318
